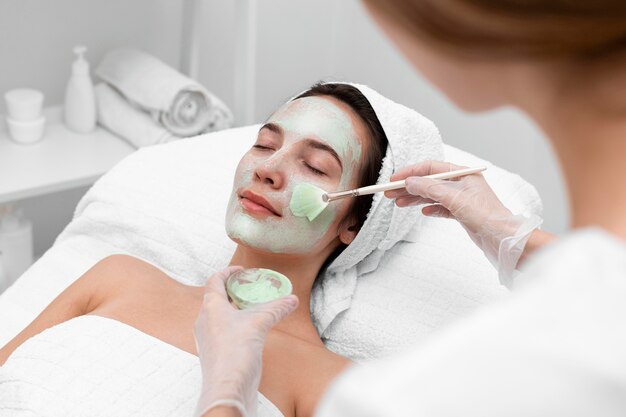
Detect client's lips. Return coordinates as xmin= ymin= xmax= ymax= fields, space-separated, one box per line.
xmin=240 ymin=190 xmax=281 ymax=217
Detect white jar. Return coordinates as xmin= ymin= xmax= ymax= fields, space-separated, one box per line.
xmin=0 ymin=207 xmax=34 ymax=284
xmin=4 ymin=88 xmax=44 ymax=121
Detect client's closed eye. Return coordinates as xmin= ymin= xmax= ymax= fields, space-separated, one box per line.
xmin=253 ymin=144 xmax=274 ymax=151
xmin=304 ymin=162 xmax=326 ymax=176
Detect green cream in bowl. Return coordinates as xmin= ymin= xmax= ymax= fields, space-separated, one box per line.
xmin=226 ymin=268 xmax=293 ymax=309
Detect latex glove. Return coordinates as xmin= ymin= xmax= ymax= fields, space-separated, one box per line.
xmin=385 ymin=161 xmax=542 ymax=288
xmin=194 ymin=266 xmax=299 ymax=417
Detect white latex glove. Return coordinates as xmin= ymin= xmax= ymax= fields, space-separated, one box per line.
xmin=385 ymin=161 xmax=542 ymax=288
xmin=194 ymin=266 xmax=299 ymax=417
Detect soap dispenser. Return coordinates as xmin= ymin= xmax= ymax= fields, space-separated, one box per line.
xmin=64 ymin=45 xmax=96 ymax=133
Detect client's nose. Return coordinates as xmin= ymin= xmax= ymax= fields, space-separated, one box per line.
xmin=254 ymin=157 xmax=285 ymax=189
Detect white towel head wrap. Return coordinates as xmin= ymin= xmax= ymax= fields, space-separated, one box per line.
xmin=294 ymin=82 xmax=445 ymax=336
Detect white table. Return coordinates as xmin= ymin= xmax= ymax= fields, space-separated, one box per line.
xmin=0 ymin=107 xmax=135 ymax=204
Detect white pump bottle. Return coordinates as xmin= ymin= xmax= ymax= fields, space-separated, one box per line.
xmin=64 ymin=46 xmax=96 ymax=133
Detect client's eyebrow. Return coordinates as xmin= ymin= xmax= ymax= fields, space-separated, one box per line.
xmin=302 ymin=139 xmax=343 ymax=171
xmin=260 ymin=123 xmax=343 ymax=171
xmin=260 ymin=122 xmax=283 ymax=135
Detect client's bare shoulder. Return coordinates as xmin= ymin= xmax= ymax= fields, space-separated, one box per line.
xmin=88 ymin=254 xmax=177 ymax=299
xmin=86 ymin=254 xmax=204 ymax=353
xmin=77 ymin=254 xmax=180 ymax=314
xmin=264 ymin=329 xmax=352 ymax=417
xmin=0 ymin=254 xmax=152 ymax=365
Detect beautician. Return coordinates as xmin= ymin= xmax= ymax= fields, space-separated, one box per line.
xmin=194 ymin=0 xmax=626 ymax=416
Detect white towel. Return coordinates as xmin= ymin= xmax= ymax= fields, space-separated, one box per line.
xmin=95 ymin=83 xmax=175 ymax=148
xmin=96 ymin=47 xmax=234 ymax=137
xmin=307 ymin=82 xmax=445 ymax=336
xmin=320 ymin=144 xmax=543 ymax=361
xmin=0 ymin=315 xmax=284 ymax=417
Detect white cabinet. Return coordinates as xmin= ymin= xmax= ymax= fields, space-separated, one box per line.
xmin=0 ymin=106 xmax=134 ymax=266
xmin=0 ymin=106 xmax=134 ymax=203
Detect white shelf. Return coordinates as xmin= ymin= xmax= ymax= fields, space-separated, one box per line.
xmin=0 ymin=106 xmax=135 ymax=204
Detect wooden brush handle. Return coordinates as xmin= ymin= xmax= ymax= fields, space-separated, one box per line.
xmin=328 ymin=166 xmax=487 ymax=200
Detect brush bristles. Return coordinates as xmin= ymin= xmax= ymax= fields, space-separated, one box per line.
xmin=289 ymin=183 xmax=329 ymax=221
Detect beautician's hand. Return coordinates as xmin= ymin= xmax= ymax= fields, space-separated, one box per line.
xmin=385 ymin=161 xmax=547 ymax=287
xmin=194 ymin=266 xmax=299 ymax=417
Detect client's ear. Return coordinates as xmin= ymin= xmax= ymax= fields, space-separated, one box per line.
xmin=339 ymin=219 xmax=359 ymax=245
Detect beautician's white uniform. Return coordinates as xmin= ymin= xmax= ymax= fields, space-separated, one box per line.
xmin=315 ymin=228 xmax=626 ymax=417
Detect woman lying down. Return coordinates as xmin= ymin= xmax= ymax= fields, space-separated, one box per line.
xmin=0 ymin=82 xmax=431 ymax=417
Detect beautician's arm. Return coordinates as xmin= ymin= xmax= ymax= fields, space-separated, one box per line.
xmin=518 ymin=228 xmax=558 ymax=266
xmin=385 ymin=161 xmax=557 ymax=286
xmin=194 ymin=266 xmax=298 ymax=417
xmin=202 ymin=407 xmax=241 ymax=417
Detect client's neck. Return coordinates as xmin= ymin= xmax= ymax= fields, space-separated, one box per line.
xmin=229 ymin=245 xmax=329 ymax=344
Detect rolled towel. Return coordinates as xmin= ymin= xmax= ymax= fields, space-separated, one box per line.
xmin=96 ymin=47 xmax=234 ymax=137
xmin=95 ymin=83 xmax=175 ymax=148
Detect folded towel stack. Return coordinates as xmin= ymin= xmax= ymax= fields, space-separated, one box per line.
xmin=95 ymin=48 xmax=234 ymax=147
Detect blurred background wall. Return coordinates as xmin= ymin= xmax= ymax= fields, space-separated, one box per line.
xmin=0 ymin=0 xmax=568 ymax=259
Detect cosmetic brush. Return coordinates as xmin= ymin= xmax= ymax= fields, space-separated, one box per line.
xmin=290 ymin=166 xmax=486 ymax=221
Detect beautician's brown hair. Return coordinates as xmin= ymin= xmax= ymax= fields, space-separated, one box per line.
xmin=363 ymin=0 xmax=626 ymax=60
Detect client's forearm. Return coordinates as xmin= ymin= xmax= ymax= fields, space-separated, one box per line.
xmin=517 ymin=229 xmax=557 ymax=267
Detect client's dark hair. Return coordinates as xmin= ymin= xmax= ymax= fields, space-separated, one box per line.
xmin=294 ymin=82 xmax=388 ymax=264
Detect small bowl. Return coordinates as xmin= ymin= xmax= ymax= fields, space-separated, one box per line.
xmin=4 ymin=88 xmax=44 ymax=121
xmin=6 ymin=116 xmax=46 ymax=144
xmin=226 ymin=268 xmax=292 ymax=309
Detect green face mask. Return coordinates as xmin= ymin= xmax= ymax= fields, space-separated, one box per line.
xmin=225 ymin=96 xmax=363 ymax=254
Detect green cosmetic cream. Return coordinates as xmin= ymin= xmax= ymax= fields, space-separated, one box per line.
xmin=226 ymin=268 xmax=293 ymax=309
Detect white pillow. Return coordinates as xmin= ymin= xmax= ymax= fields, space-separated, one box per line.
xmin=0 ymin=125 xmax=542 ymax=358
